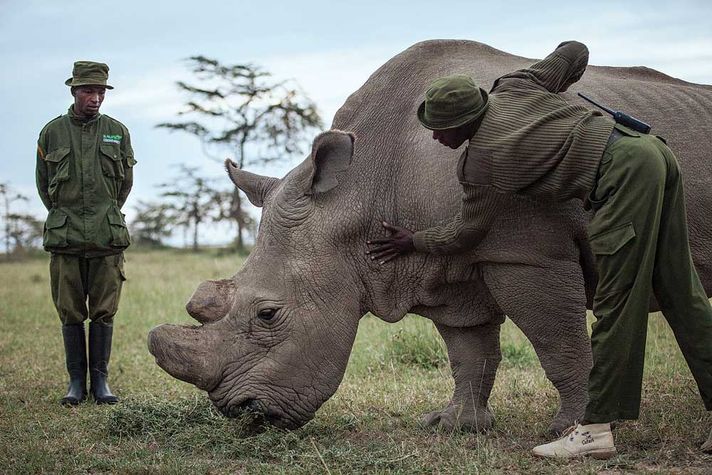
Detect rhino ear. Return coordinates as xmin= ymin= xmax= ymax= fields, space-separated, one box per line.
xmin=224 ymin=159 xmax=279 ymax=207
xmin=307 ymin=130 xmax=355 ymax=195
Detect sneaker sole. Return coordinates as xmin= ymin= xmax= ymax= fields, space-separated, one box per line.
xmin=532 ymin=448 xmax=617 ymax=459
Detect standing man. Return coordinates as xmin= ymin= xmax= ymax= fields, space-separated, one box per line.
xmin=36 ymin=61 xmax=136 ymax=406
xmin=366 ymin=41 xmax=712 ymax=457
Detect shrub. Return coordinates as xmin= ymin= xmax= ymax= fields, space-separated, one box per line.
xmin=384 ymin=320 xmax=448 ymax=369
xmin=500 ymin=341 xmax=536 ymax=367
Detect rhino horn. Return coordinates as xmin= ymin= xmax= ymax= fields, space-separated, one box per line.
xmin=224 ymin=159 xmax=280 ymax=207
xmin=186 ymin=279 xmax=235 ymax=324
xmin=305 ymin=130 xmax=355 ymax=195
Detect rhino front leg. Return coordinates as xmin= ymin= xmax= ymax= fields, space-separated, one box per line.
xmin=482 ymin=263 xmax=591 ymax=435
xmin=422 ymin=321 xmax=502 ymax=432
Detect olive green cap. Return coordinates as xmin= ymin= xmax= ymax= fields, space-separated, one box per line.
xmin=65 ymin=61 xmax=114 ymax=89
xmin=417 ymin=75 xmax=489 ymax=130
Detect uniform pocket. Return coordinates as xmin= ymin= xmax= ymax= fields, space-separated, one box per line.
xmin=588 ymin=222 xmax=637 ymax=296
xmin=107 ymin=207 xmax=131 ymax=248
xmin=100 ymin=144 xmax=125 ymax=180
xmin=43 ymin=209 xmax=69 ymax=248
xmin=589 ymin=222 xmax=636 ymax=255
xmin=45 ymin=147 xmax=71 ymax=202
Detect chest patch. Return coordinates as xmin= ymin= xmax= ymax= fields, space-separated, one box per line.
xmin=102 ymin=134 xmax=122 ymax=145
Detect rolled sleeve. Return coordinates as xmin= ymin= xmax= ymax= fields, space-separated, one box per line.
xmin=494 ymin=40 xmax=589 ymax=93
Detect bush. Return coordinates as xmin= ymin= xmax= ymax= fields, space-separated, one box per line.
xmin=384 ymin=320 xmax=448 ymax=369
xmin=500 ymin=341 xmax=536 ymax=367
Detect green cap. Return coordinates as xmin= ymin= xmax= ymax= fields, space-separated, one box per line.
xmin=65 ymin=61 xmax=114 ymax=89
xmin=417 ymin=75 xmax=488 ymax=130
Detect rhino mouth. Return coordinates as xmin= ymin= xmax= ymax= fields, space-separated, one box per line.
xmin=215 ymin=396 xmax=304 ymax=430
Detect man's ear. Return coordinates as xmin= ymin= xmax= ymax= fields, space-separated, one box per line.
xmin=307 ymin=130 xmax=355 ymax=195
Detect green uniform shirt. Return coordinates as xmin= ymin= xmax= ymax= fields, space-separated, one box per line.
xmin=36 ymin=106 xmax=136 ymax=257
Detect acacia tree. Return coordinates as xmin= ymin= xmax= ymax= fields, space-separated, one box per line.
xmin=157 ymin=56 xmax=322 ymax=249
xmin=130 ymin=200 xmax=175 ymax=247
xmin=159 ymin=165 xmax=231 ymax=252
xmin=1 ymin=183 xmax=42 ymax=256
xmin=6 ymin=213 xmax=43 ymax=253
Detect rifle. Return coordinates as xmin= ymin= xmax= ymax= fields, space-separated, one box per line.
xmin=578 ymin=93 xmax=651 ymax=134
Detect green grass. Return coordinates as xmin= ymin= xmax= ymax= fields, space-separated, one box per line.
xmin=0 ymin=249 xmax=709 ymax=473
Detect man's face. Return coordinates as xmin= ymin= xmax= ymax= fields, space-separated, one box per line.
xmin=73 ymin=85 xmax=106 ymax=119
xmin=432 ymin=125 xmax=470 ymax=149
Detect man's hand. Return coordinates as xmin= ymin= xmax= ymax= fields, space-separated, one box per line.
xmin=366 ymin=221 xmax=415 ymax=264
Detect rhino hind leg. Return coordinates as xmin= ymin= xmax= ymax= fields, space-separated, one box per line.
xmin=422 ymin=321 xmax=502 ymax=432
xmin=482 ymin=263 xmax=591 ymax=435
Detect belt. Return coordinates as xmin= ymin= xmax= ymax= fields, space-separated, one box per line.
xmin=606 ymin=128 xmax=624 ymax=148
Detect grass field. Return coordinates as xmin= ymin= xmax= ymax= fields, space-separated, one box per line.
xmin=0 ymin=249 xmax=709 ymax=474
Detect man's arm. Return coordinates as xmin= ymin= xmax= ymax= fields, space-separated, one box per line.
xmin=35 ymin=141 xmax=51 ymax=210
xmin=117 ymin=167 xmax=133 ymax=209
xmin=117 ymin=128 xmax=136 ymax=209
xmin=367 ymin=184 xmax=502 ymax=263
xmin=494 ymin=41 xmax=589 ymax=94
xmin=411 ymin=184 xmax=501 ymax=255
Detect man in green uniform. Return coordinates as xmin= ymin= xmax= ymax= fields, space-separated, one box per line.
xmin=367 ymin=41 xmax=712 ymax=457
xmin=36 ymin=61 xmax=136 ymax=406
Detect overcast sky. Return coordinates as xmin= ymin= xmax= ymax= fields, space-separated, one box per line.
xmin=2 ymin=0 xmax=711 ymax=245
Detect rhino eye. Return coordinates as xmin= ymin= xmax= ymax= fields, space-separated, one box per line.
xmin=257 ymin=308 xmax=278 ymax=322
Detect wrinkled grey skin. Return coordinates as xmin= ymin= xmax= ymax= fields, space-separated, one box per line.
xmin=148 ymin=40 xmax=712 ymax=434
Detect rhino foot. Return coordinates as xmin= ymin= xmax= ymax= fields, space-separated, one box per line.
xmin=548 ymin=412 xmax=581 ymax=436
xmin=421 ymin=403 xmax=494 ymax=432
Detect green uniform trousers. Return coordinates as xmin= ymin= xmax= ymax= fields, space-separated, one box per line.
xmin=49 ymin=253 xmax=126 ymax=325
xmin=584 ymin=127 xmax=712 ymax=422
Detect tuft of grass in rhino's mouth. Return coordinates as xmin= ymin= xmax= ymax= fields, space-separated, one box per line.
xmin=219 ymin=398 xmax=286 ymax=432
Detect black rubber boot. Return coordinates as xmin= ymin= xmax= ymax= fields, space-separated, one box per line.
xmin=60 ymin=323 xmax=87 ymax=406
xmin=89 ymin=322 xmax=119 ymax=404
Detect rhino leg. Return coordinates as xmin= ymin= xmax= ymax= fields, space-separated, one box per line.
xmin=422 ymin=321 xmax=501 ymax=432
xmin=482 ymin=262 xmax=591 ymax=435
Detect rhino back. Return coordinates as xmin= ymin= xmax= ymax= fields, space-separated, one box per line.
xmin=331 ymin=39 xmax=712 ymax=294
xmin=332 ymin=40 xmax=578 ymax=266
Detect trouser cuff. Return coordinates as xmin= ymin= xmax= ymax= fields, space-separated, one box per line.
xmin=585 ymin=410 xmax=639 ymax=424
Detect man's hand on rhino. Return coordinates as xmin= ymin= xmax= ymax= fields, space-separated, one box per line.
xmin=366 ymin=221 xmax=416 ymax=264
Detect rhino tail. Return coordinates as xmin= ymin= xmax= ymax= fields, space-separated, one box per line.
xmin=577 ymin=235 xmax=597 ymax=311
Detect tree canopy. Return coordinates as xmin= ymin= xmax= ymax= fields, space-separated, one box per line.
xmin=157 ymin=57 xmax=323 ymax=249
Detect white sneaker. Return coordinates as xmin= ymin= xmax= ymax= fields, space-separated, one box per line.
xmin=532 ymin=423 xmax=617 ymax=459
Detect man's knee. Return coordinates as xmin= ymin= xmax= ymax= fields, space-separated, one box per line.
xmin=88 ymin=254 xmax=125 ymax=323
xmin=50 ymin=254 xmax=88 ymax=324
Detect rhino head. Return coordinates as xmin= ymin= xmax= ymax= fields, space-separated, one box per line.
xmin=148 ymin=130 xmax=367 ymax=429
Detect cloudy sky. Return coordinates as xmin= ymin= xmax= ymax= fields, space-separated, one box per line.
xmin=2 ymin=0 xmax=711 ymax=245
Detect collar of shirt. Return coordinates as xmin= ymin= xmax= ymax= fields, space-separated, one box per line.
xmin=68 ymin=105 xmax=101 ymax=125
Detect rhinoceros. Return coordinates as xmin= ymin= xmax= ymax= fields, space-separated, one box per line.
xmin=148 ymin=40 xmax=712 ymax=434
